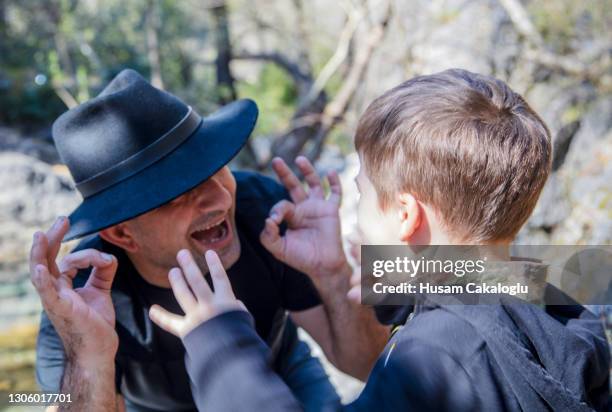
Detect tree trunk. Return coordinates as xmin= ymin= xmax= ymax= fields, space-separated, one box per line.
xmin=145 ymin=0 xmax=164 ymax=89
xmin=211 ymin=2 xmax=237 ymax=104
xmin=210 ymin=2 xmax=260 ymax=168
xmin=271 ymin=0 xmax=391 ymax=165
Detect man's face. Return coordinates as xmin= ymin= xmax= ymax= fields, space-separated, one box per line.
xmin=125 ymin=166 xmax=241 ymax=274
xmin=355 ymin=158 xmax=403 ymax=245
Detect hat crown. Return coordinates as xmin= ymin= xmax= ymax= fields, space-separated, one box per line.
xmin=52 ymin=69 xmax=189 ymax=184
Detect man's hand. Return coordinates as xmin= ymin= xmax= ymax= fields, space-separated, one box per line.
xmin=30 ymin=217 xmax=119 ymax=366
xmin=259 ymin=158 xmax=388 ymax=379
xmin=149 ymin=249 xmax=246 ymax=339
xmin=260 ymin=156 xmax=350 ymax=280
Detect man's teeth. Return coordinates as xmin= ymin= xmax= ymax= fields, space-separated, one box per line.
xmin=194 ymin=218 xmax=225 ymax=232
xmin=191 ymin=219 xmax=228 ymax=244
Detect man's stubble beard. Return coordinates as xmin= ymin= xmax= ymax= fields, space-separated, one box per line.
xmin=190 ymin=236 xmax=241 ymax=276
xmin=136 ymin=229 xmax=242 ymax=280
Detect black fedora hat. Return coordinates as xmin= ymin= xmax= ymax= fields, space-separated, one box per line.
xmin=53 ymin=69 xmax=258 ymax=240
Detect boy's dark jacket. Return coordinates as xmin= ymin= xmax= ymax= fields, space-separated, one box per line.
xmin=183 ymin=291 xmax=609 ymax=411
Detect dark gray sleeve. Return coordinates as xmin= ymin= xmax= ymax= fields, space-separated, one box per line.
xmin=351 ymin=342 xmax=479 ymax=411
xmin=183 ymin=311 xmax=478 ymax=412
xmin=35 ymin=311 xmax=123 ymax=393
xmin=183 ymin=310 xmax=307 ymax=412
xmin=35 ymin=311 xmax=66 ymax=392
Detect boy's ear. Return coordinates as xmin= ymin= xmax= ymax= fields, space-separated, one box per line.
xmin=99 ymin=222 xmax=138 ymax=253
xmin=397 ymin=192 xmax=421 ymax=242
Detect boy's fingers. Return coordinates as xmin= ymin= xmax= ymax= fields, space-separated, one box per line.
xmin=177 ymin=249 xmax=213 ymax=301
xmin=205 ymin=250 xmax=235 ymax=300
xmin=45 ymin=217 xmax=69 ymax=268
xmin=149 ymin=304 xmax=182 ymax=337
xmin=260 ymin=218 xmax=284 ymax=259
xmin=269 ymin=200 xmax=296 ymax=225
xmin=271 ymin=157 xmax=307 ymax=203
xmin=295 ymin=156 xmax=323 ymax=197
xmin=327 ymin=170 xmax=342 ymax=205
xmin=168 ymin=267 xmax=197 ymax=313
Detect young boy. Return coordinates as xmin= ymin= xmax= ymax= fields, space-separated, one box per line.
xmin=148 ymin=69 xmax=610 ymax=411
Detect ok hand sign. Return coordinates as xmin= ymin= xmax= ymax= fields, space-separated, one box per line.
xmin=30 ymin=217 xmax=119 ymax=363
xmin=260 ymin=156 xmax=350 ymax=280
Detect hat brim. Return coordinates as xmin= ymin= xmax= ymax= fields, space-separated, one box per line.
xmin=64 ymin=99 xmax=258 ymax=241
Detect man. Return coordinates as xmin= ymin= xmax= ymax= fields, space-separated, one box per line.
xmin=31 ymin=69 xmax=387 ymax=411
xmin=149 ymin=69 xmax=609 ymax=411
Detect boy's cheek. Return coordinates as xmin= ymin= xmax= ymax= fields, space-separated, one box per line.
xmin=356 ymin=198 xmax=374 ymax=243
xmin=357 ymin=201 xmax=395 ymax=244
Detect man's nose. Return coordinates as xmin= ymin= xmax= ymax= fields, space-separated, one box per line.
xmin=192 ymin=176 xmax=232 ymax=211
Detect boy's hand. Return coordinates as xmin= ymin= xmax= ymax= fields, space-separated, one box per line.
xmin=30 ymin=217 xmax=119 ymax=366
xmin=149 ymin=249 xmax=246 ymax=339
xmin=260 ymin=156 xmax=350 ymax=280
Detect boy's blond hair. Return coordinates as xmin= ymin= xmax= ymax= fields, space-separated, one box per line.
xmin=355 ymin=69 xmax=551 ymax=242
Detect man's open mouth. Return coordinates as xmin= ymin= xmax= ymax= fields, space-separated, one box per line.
xmin=189 ymin=217 xmax=232 ymax=249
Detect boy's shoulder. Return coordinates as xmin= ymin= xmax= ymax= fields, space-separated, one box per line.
xmin=394 ymin=302 xmax=609 ymax=411
xmin=383 ymin=306 xmax=507 ymax=410
xmin=371 ymin=309 xmax=484 ymax=411
xmin=397 ymin=306 xmax=487 ymax=362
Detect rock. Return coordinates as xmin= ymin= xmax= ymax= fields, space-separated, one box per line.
xmin=0 ymin=151 xmax=81 ymax=330
xmin=316 ymin=145 xmax=346 ymax=176
xmin=409 ymin=0 xmax=495 ymax=75
xmin=524 ymin=173 xmax=570 ymax=231
xmin=545 ymin=97 xmax=612 ymax=244
xmin=0 ymin=152 xmax=79 ymax=224
xmin=553 ymin=160 xmax=612 ymax=244
xmin=0 ymin=127 xmax=60 ymax=164
xmin=513 ymin=92 xmax=610 ymax=243
xmin=563 ymin=97 xmax=612 ymax=172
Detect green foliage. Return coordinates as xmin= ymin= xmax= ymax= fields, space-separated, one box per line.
xmin=236 ymin=63 xmax=298 ymax=136
xmin=0 ymin=0 xmax=218 ymax=127
xmin=528 ymin=0 xmax=610 ymax=53
xmin=561 ymin=104 xmax=585 ymax=124
xmin=327 ymin=127 xmax=353 ymax=155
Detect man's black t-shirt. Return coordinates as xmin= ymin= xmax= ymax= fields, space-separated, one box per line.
xmin=35 ymin=171 xmax=321 ymax=411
